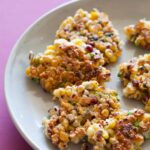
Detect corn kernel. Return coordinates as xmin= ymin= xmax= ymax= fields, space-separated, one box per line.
xmin=101 ymin=109 xmax=109 ymax=117
xmin=93 ymin=124 xmax=100 ymax=130
xmin=45 ymin=82 xmax=51 ymax=89
xmin=78 ymin=9 xmax=86 ymax=17
xmin=61 ymin=101 xmax=73 ymax=111
xmin=106 ymin=118 xmax=116 ymax=129
xmin=110 ymin=55 xmax=117 ymax=62
xmin=102 ymin=129 xmax=109 ymax=139
xmin=83 ymin=81 xmax=98 ymax=90
xmin=53 ymin=128 xmax=59 ymax=134
xmin=109 ymin=137 xmax=117 ymax=144
xmin=140 ymin=39 xmax=146 ymax=46
xmin=97 ymin=31 xmax=103 ymax=37
xmin=44 ymin=50 xmax=53 ymax=55
xmin=26 ymin=67 xmax=31 ymax=76
xmin=68 ymin=125 xmax=74 ymax=131
xmin=134 ymin=135 xmax=144 ymax=146
xmin=107 ymin=129 xmax=115 ymax=136
xmin=90 ymin=11 xmax=99 ymax=20
xmin=62 ymin=119 xmax=69 ymax=129
xmin=147 ymin=100 xmax=150 ymax=106
xmin=124 ymin=26 xmax=135 ymax=39
xmin=87 ymin=124 xmax=99 ymax=137
xmin=95 ymin=43 xmax=105 ymax=52
xmin=87 ymin=126 xmax=95 ymax=137
xmin=105 ymin=49 xmax=113 ymax=58
xmin=77 ymin=85 xmax=85 ymax=93
xmin=42 ymin=56 xmax=52 ymax=62
xmin=47 ymin=45 xmax=55 ymax=50
xmin=51 ymin=134 xmax=59 ymax=143
xmin=72 ymin=39 xmax=84 ymax=46
xmin=59 ymin=131 xmax=69 ymax=142
xmin=66 ymin=89 xmax=72 ymax=96
xmin=53 ymin=89 xmax=61 ymax=98
xmin=145 ymin=105 xmax=150 ymax=112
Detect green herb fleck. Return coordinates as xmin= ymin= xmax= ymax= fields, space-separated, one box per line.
xmin=89 ymin=53 xmax=95 ymax=59
xmin=32 ymin=78 xmax=40 ymax=83
xmin=70 ymin=101 xmax=75 ymax=106
xmin=105 ymin=32 xmax=113 ymax=37
xmin=144 ymin=133 xmax=150 ymax=140
xmin=131 ymin=35 xmax=136 ymax=42
xmin=82 ymin=136 xmax=88 ymax=142
xmin=117 ymin=97 xmax=120 ymax=101
xmin=117 ymin=73 xmax=123 ymax=78
xmin=59 ymin=82 xmax=65 ymax=87
xmin=47 ymin=115 xmax=51 ymax=119
xmin=134 ymin=120 xmax=140 ymax=128
xmin=143 ymin=83 xmax=147 ymax=88
xmin=138 ymin=66 xmax=145 ymax=71
xmin=127 ymin=111 xmax=133 ymax=115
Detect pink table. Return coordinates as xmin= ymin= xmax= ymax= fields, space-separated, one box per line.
xmin=0 ymin=0 xmax=70 ymax=149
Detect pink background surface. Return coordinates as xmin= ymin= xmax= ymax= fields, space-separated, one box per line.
xmin=0 ymin=0 xmax=70 ymax=149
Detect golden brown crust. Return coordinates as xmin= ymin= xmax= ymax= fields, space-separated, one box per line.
xmin=87 ymin=109 xmax=150 ymax=150
xmin=26 ymin=39 xmax=110 ymax=92
xmin=43 ymin=82 xmax=150 ymax=150
xmin=56 ymin=9 xmax=122 ymax=64
xmin=118 ymin=54 xmax=150 ymax=111
xmin=124 ymin=19 xmax=150 ymax=49
xmin=43 ymin=81 xmax=120 ymax=149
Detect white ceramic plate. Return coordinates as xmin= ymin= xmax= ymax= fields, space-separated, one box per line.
xmin=5 ymin=0 xmax=150 ymax=149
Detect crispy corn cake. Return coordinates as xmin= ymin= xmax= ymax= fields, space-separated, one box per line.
xmin=87 ymin=109 xmax=150 ymax=150
xmin=26 ymin=39 xmax=110 ymax=92
xmin=124 ymin=19 xmax=150 ymax=49
xmin=56 ymin=9 xmax=122 ymax=65
xmin=43 ymin=81 xmax=150 ymax=150
xmin=118 ymin=54 xmax=150 ymax=111
xmin=43 ymin=81 xmax=120 ymax=149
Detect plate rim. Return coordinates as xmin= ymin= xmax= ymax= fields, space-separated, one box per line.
xmin=4 ymin=0 xmax=79 ymax=149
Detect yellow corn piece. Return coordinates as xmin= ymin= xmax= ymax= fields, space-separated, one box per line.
xmin=90 ymin=11 xmax=99 ymax=20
